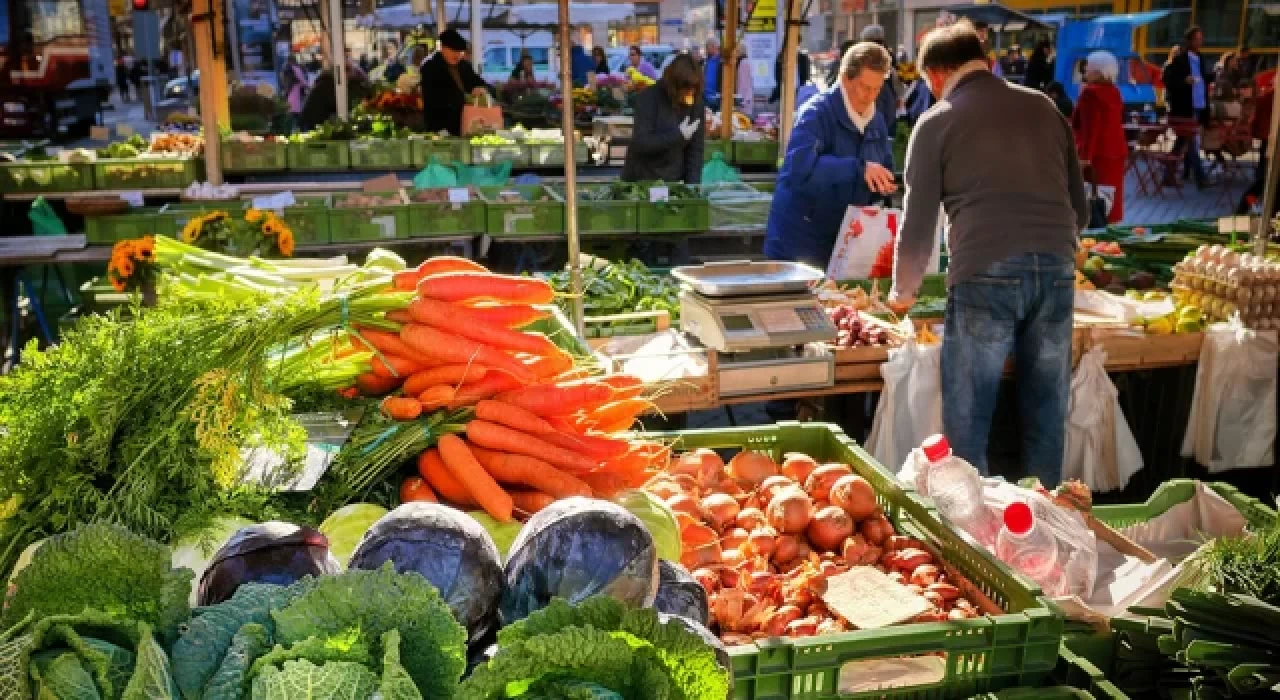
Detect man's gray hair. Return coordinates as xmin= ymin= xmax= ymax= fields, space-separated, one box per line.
xmin=840 ymin=41 xmax=892 ymax=81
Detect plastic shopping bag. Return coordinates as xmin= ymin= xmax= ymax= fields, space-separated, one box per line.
xmin=412 ymin=156 xmax=459 ymax=189
xmin=1181 ymin=323 xmax=1278 ymax=471
xmin=866 ymin=325 xmax=943 ymax=472
xmin=29 ymin=197 xmax=68 ymax=236
xmin=1062 ymin=346 xmax=1144 ymax=492
xmin=825 ymin=206 xmax=942 ymax=281
xmin=701 ymin=153 xmax=741 ymax=184
xmin=455 ymin=161 xmax=512 ymax=187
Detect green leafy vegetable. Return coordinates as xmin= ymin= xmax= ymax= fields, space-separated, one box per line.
xmin=249 ymin=659 xmax=378 ymax=700
xmin=548 ymin=259 xmax=680 ymax=323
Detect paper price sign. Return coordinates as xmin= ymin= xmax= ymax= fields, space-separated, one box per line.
xmin=649 ymin=186 xmax=669 ymax=203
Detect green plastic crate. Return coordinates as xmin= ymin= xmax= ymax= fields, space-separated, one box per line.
xmin=479 ymin=185 xmax=564 ymax=236
xmin=749 ymin=181 xmax=776 ymax=194
xmin=84 ymin=207 xmax=176 ymax=244
xmin=967 ymin=646 xmax=1128 ymax=699
xmin=164 ymin=201 xmax=247 ymax=232
xmin=0 ymin=161 xmax=94 ymax=193
xmin=640 ymin=422 xmax=1064 ymax=700
xmin=411 ymin=138 xmax=470 ymax=167
xmin=287 ymin=141 xmax=352 ymax=171
xmin=349 ymin=139 xmax=414 ymax=170
xmin=732 ymin=139 xmax=779 ymax=165
xmin=1092 ymin=480 xmax=1276 ymax=530
xmin=221 ymin=140 xmax=288 ymax=173
xmin=93 ymin=157 xmax=199 ymax=189
xmin=554 ymin=185 xmax=638 ymax=235
xmin=526 ymin=142 xmax=588 ymax=167
xmin=406 ymin=189 xmax=486 ymax=237
xmin=469 ymin=143 xmax=528 ymax=166
xmin=704 ymin=139 xmax=731 ymax=162
xmin=329 ymin=193 xmax=409 ymax=242
xmin=277 ymin=196 xmax=332 ymax=246
xmin=637 ymin=198 xmax=710 ymax=233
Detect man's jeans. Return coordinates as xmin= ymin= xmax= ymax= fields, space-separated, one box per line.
xmin=941 ymin=253 xmax=1074 ymax=487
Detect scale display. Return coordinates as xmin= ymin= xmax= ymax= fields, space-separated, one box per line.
xmin=680 ymin=291 xmax=837 ymax=353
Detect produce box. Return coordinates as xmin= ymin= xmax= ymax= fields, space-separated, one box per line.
xmin=637 ymin=197 xmax=710 ymax=233
xmin=276 ymin=196 xmax=332 ymax=246
xmin=966 ymin=646 xmax=1127 ymax=699
xmin=0 ymin=161 xmax=94 ymax=193
xmin=732 ymin=139 xmax=779 ymax=165
xmin=470 ymin=142 xmax=529 ymax=167
xmin=750 ymin=181 xmax=776 ymax=194
xmin=478 ymin=185 xmax=564 ymax=237
xmin=220 ymin=140 xmax=288 ymax=173
xmin=84 ymin=207 xmax=175 ymax=245
xmin=411 ymin=138 xmax=470 ymax=167
xmin=348 ymin=138 xmax=414 ymax=170
xmin=701 ymin=181 xmax=771 ymax=231
xmin=704 ymin=139 xmax=731 ymax=162
xmin=286 ymin=141 xmax=351 ymax=171
xmin=93 ymin=157 xmax=200 ymax=189
xmin=164 ymin=201 xmax=247 ymax=232
xmin=554 ymin=185 xmax=638 ymax=235
xmin=526 ymin=141 xmax=589 ymax=166
xmin=1092 ymin=479 xmax=1275 ymax=530
xmin=643 ymin=422 xmax=1063 ymax=700
xmin=406 ymin=186 xmax=486 ymax=237
xmin=329 ymin=192 xmax=409 ymax=242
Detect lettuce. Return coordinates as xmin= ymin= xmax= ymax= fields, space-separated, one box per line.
xmin=459 ymin=597 xmax=730 ymax=700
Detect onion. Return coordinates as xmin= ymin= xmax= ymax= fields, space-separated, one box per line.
xmin=670 ymin=448 xmax=724 ymax=486
xmin=682 ymin=522 xmax=719 ymax=549
xmin=829 ymin=475 xmax=880 ymax=521
xmin=722 ymin=527 xmax=749 ymax=550
xmin=807 ymin=506 xmax=854 ymax=552
xmin=727 ymin=451 xmax=779 ymax=484
xmin=747 ymin=526 xmax=777 ymax=558
xmin=736 ymin=507 xmax=767 ymax=531
xmin=781 ymin=453 xmax=820 ymax=484
xmin=666 ymin=493 xmax=701 ymax=520
xmin=766 ymin=487 xmax=814 ymax=534
xmin=680 ymin=541 xmax=722 ymax=569
xmin=700 ymin=493 xmax=740 ymax=531
xmin=646 ymin=478 xmax=685 ymax=501
xmin=758 ymin=475 xmax=795 ymax=505
xmin=804 ymin=463 xmax=852 ymax=501
xmin=773 ymin=533 xmax=800 ymax=562
xmin=859 ymin=515 xmax=894 ymax=546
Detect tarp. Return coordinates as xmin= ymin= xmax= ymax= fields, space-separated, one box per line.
xmin=354 ymin=2 xmax=508 ymax=29
xmin=943 ymin=3 xmax=1049 ymax=30
xmin=1089 ymin=10 xmax=1172 ymax=25
xmin=507 ymin=3 xmax=636 ymax=26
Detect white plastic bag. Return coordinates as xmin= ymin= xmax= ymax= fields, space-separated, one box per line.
xmin=1063 ymin=346 xmax=1144 ymax=492
xmin=1181 ymin=323 xmax=1278 ymax=472
xmin=867 ymin=327 xmax=943 ymax=473
xmin=825 ymin=207 xmax=942 ymax=280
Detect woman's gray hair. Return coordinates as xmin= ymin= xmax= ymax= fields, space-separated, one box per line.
xmin=840 ymin=41 xmax=892 ymax=81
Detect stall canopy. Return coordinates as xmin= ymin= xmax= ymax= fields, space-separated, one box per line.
xmin=355 ymin=2 xmax=507 ymax=29
xmin=357 ymin=1 xmax=635 ymax=29
xmin=507 ymin=3 xmax=635 ymax=26
xmin=944 ymin=3 xmax=1050 ymax=32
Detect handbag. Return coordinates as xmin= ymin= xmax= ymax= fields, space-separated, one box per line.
xmin=1084 ymin=164 xmax=1111 ymax=229
xmin=461 ymin=92 xmax=504 ymax=135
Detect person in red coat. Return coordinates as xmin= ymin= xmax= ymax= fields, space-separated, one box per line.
xmin=1072 ymin=51 xmax=1128 ymax=223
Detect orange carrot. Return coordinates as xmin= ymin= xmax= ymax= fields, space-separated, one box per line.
xmin=386 ymin=309 xmax=414 ymax=324
xmin=338 ymin=386 xmax=360 ymax=400
xmin=445 ymin=373 xmax=526 ymax=410
xmin=467 ymin=445 xmax=592 ymax=498
xmin=355 ymin=328 xmax=425 ymax=363
xmin=509 ymin=490 xmax=556 ymax=515
xmin=496 ymin=382 xmax=615 ymax=416
xmin=370 ymin=353 xmax=427 ymax=380
xmin=579 ymin=471 xmax=631 ymax=499
xmin=406 ymin=298 xmax=564 ymax=357
xmin=417 ymin=272 xmax=555 ymax=305
xmin=525 ymin=353 xmax=575 ymax=380
xmin=400 ymin=324 xmax=533 ymax=383
xmin=475 ymin=399 xmax=557 ymax=436
xmin=418 ymin=256 xmax=488 ymax=277
xmin=581 ymin=397 xmax=653 ymax=433
xmin=465 ymin=420 xmax=600 ymax=473
xmin=392 ymin=270 xmax=421 ymax=291
xmin=599 ymin=374 xmax=645 ymax=400
xmin=356 ymin=373 xmax=402 ymax=396
xmin=437 ymin=434 xmax=513 ymax=522
xmin=400 ymin=475 xmax=437 ymax=503
xmin=381 ymin=396 xmax=423 ymax=421
xmin=417 ymin=450 xmax=475 ymax=506
xmin=543 ymin=430 xmax=631 ymax=460
xmin=404 ymin=365 xmax=489 ymax=397
xmin=545 ymin=415 xmax=586 ymax=435
xmin=417 ymin=385 xmax=456 ymax=411
xmin=462 ymin=304 xmax=550 ymax=328
xmin=599 ymin=450 xmax=652 ymax=477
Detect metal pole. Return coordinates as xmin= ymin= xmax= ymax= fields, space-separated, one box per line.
xmin=720 ymin=0 xmax=738 ymax=140
xmin=1256 ymin=70 xmax=1280 ymax=255
xmin=329 ymin=0 xmax=348 ymax=119
xmin=557 ymin=0 xmax=584 ymax=336
xmin=779 ymin=0 xmax=802 ymax=151
xmin=470 ymin=0 xmax=483 ymax=70
xmin=436 ymin=0 xmax=448 ymax=35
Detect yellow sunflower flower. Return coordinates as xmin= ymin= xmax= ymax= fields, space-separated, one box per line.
xmin=245 ymin=208 xmax=264 ymax=223
xmin=277 ymin=230 xmax=295 ymax=256
xmin=182 ymin=219 xmax=202 ymax=242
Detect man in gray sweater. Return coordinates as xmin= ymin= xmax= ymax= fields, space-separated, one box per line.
xmin=890 ymin=20 xmax=1089 ymax=487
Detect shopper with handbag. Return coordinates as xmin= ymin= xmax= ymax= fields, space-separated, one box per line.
xmin=419 ymin=29 xmax=491 ymax=136
xmin=1072 ymin=51 xmax=1127 ymax=224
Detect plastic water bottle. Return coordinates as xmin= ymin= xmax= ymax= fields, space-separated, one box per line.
xmin=918 ymin=435 xmax=999 ymax=547
xmin=996 ymin=502 xmax=1064 ymax=596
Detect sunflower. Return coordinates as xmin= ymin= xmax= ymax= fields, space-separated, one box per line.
xmin=245 ymin=208 xmax=264 ymax=223
xmin=182 ymin=219 xmax=203 ymax=243
xmin=114 ymin=240 xmax=137 ymax=260
xmin=110 ymin=276 xmax=127 ymax=292
xmin=277 ymin=230 xmax=295 ymax=257
xmin=137 ymin=236 xmax=156 ymax=260
xmin=262 ymin=219 xmax=281 ymax=237
xmin=117 ymin=258 xmax=135 ymax=278
xmin=204 ymin=211 xmax=229 ymax=223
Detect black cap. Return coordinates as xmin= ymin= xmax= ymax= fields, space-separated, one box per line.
xmin=440 ymin=28 xmax=468 ymax=51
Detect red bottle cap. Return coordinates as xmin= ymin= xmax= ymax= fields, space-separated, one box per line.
xmin=921 ymin=434 xmax=951 ymax=462
xmin=1004 ymin=502 xmax=1034 ymax=535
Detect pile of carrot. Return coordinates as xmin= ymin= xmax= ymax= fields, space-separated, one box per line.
xmin=339 ymin=256 xmax=670 ymax=523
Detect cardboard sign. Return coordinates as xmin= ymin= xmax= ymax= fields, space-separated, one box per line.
xmin=822 ymin=566 xmax=930 ymax=630
xmin=447 ymin=187 xmax=471 ymax=204
xmin=649 ymin=186 xmax=669 ymax=203
xmin=116 ymin=124 xmax=135 ymax=137
xmin=89 ymin=126 xmax=110 ymax=141
xmin=362 ymin=174 xmax=401 ymax=193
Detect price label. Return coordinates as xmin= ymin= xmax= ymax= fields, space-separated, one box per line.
xmin=252 ymin=191 xmax=297 ymax=213
xmin=116 ymin=124 xmax=134 ymax=137
xmin=89 ymin=126 xmax=110 ymax=141
xmin=119 ymin=191 xmax=145 ymax=207
xmin=649 ymin=186 xmax=669 ymax=203
xmin=447 ymin=187 xmax=471 ymax=204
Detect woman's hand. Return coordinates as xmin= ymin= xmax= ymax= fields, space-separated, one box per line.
xmin=864 ymin=162 xmax=897 ymax=194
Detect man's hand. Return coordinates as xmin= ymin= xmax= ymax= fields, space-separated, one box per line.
xmin=888 ymin=296 xmax=915 ymax=316
xmin=865 ymin=162 xmax=897 ymax=194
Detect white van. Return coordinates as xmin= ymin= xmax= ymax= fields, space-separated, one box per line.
xmin=604 ymin=45 xmax=677 ymax=76
xmin=473 ymin=31 xmax=557 ymax=84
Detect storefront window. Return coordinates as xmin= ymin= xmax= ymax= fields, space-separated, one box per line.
xmin=1147 ymin=0 xmax=1192 ymax=47
xmin=1244 ymin=4 xmax=1280 ymax=50
xmin=1077 ymin=3 xmax=1112 ymax=18
xmin=1199 ymin=0 xmax=1244 ymax=47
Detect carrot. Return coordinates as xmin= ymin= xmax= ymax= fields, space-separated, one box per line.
xmin=400 ymin=324 xmax=533 ymax=384
xmin=465 ymin=420 xmax=600 ymax=473
xmin=392 ymin=270 xmax=421 ymax=291
xmin=417 ymin=272 xmax=555 ymax=305
xmin=406 ymin=298 xmax=564 ymax=358
xmin=599 ymin=374 xmax=645 ymax=400
xmin=462 ymin=304 xmax=550 ymax=328
xmin=354 ymin=328 xmax=422 ymax=360
xmin=370 ymin=353 xmax=427 ymax=380
xmin=437 ymin=434 xmax=513 ymax=522
xmin=545 ymin=430 xmax=632 ymax=460
xmin=404 ymin=365 xmax=489 ymax=397
xmin=338 ymin=386 xmax=360 ymax=400
xmin=467 ymin=444 xmax=592 ymax=498
xmin=581 ymin=397 xmax=653 ymax=433
xmin=400 ymin=475 xmax=437 ymax=503
xmin=509 ymin=490 xmax=556 ymax=516
xmin=381 ymin=396 xmax=423 ymax=421
xmin=526 ymin=353 xmax=575 ymax=380
xmin=445 ymin=373 xmax=526 ymax=410
xmin=417 ymin=450 xmax=475 ymax=506
xmin=417 ymin=385 xmax=455 ymax=411
xmin=598 ymin=450 xmax=652 ymax=477
xmin=578 ymin=471 xmax=631 ymax=499
xmin=356 ymin=372 xmax=402 ymax=396
xmin=418 ymin=256 xmax=488 ymax=277
xmin=475 ymin=399 xmax=557 ymax=436
xmin=496 ymin=382 xmax=615 ymax=416
xmin=386 ymin=309 xmax=414 ymax=324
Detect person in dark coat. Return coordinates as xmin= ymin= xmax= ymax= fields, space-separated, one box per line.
xmin=764 ymin=42 xmax=896 ymax=267
xmin=419 ymin=29 xmax=491 ymax=136
xmin=592 ymin=47 xmax=610 ymax=75
xmin=510 ymin=52 xmax=536 ymax=82
xmin=1045 ymin=81 xmax=1073 ymax=118
xmin=621 ymin=54 xmax=705 ymax=184
xmin=1162 ymin=26 xmax=1211 ymax=186
xmin=771 ymin=48 xmax=812 ymax=103
xmin=1024 ymin=40 xmax=1053 ymax=91
xmin=298 ymin=61 xmax=372 ymax=131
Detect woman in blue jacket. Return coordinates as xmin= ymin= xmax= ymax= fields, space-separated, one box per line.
xmin=764 ymin=42 xmax=897 ymax=267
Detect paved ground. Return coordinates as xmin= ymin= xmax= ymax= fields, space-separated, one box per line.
xmin=1120 ymin=153 xmax=1260 ymax=225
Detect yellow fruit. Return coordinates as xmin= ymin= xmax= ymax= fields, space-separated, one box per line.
xmin=1177 ymin=319 xmax=1205 ymax=334
xmin=1146 ymin=318 xmax=1174 ymax=335
xmin=1179 ymin=305 xmax=1203 ymax=321
xmin=1143 ymin=291 xmax=1166 ymax=301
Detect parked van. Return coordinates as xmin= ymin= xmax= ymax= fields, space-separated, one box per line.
xmin=604 ymin=45 xmax=678 ymax=76
xmin=370 ymin=30 xmax=557 ymax=86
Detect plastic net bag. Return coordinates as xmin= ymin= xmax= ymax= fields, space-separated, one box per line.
xmin=455 ymin=161 xmax=511 ymax=187
xmin=29 ymin=197 xmax=68 ymax=236
xmin=411 ymin=156 xmax=458 ymax=189
xmin=701 ymin=153 xmax=741 ymax=184
xmin=1062 ymin=346 xmax=1144 ymax=492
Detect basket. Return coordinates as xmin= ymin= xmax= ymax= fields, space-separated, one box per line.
xmin=84 ymin=207 xmax=176 ymax=245
xmin=406 ymin=189 xmax=486 ymax=237
xmin=469 ymin=142 xmax=528 ymax=166
xmin=221 ymin=140 xmax=289 ymax=173
xmin=349 ymin=139 xmax=414 ymax=170
xmin=329 ymin=192 xmax=409 ymax=242
xmin=65 ymin=197 xmax=130 ymax=217
xmin=554 ymin=185 xmax=638 ymax=235
xmin=478 ymin=185 xmax=564 ymax=237
xmin=411 ymin=138 xmax=470 ymax=167
xmin=637 ymin=198 xmax=710 ymax=233
xmin=276 ymin=196 xmax=333 ymax=246
xmin=641 ymin=422 xmax=1064 ymax=700
xmin=93 ymin=157 xmax=199 ymax=189
xmin=287 ymin=141 xmax=352 ymax=171
xmin=1091 ymin=480 xmax=1275 ymax=530
xmin=0 ymin=161 xmax=94 ymax=193
xmin=526 ymin=142 xmax=589 ymax=167
xmin=732 ymin=139 xmax=779 ymax=165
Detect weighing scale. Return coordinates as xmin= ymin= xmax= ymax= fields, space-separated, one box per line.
xmin=672 ymin=262 xmax=838 ymax=397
